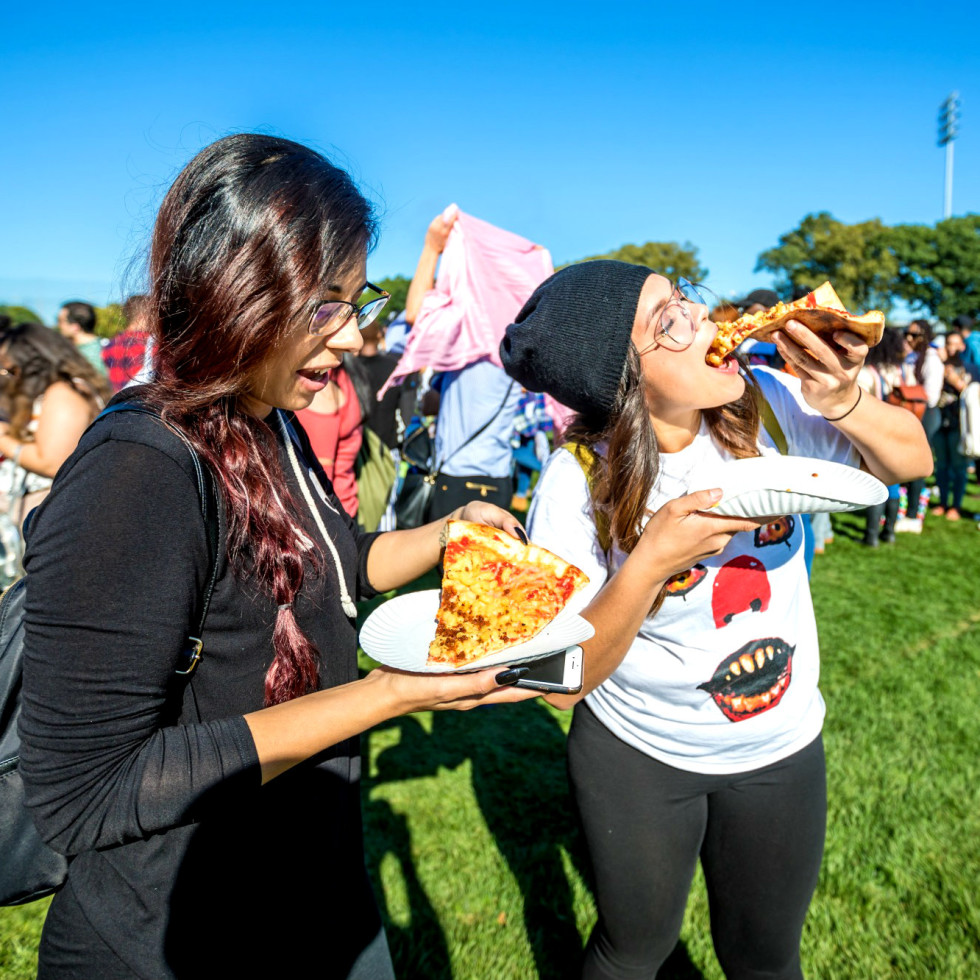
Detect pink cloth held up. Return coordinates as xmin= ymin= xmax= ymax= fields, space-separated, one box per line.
xmin=380 ymin=209 xmax=555 ymax=395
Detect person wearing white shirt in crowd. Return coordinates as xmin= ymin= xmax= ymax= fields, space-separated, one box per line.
xmin=500 ymin=260 xmax=931 ymax=980
xmin=897 ymin=319 xmax=943 ymax=531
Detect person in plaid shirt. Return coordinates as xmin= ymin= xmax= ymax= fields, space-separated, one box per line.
xmin=102 ymin=295 xmax=152 ymax=392
xmin=510 ymin=388 xmax=554 ymax=511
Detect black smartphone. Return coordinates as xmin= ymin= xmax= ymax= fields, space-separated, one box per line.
xmin=514 ymin=646 xmax=583 ymax=694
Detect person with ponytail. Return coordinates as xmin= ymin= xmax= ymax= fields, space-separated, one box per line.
xmin=500 ymin=261 xmax=932 ymax=980
xmin=18 ymin=134 xmax=536 ymax=980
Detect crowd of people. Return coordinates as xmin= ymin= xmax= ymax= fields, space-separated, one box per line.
xmin=5 ymin=240 xmax=975 ymax=567
xmin=0 ymin=131 xmax=972 ymax=979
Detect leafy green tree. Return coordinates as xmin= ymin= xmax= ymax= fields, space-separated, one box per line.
xmin=374 ymin=275 xmax=410 ymax=320
xmin=0 ymin=304 xmax=43 ymax=325
xmin=95 ymin=303 xmax=127 ymax=339
xmin=885 ymin=215 xmax=980 ymax=321
xmin=756 ymin=212 xmax=898 ymax=313
xmin=572 ymin=241 xmax=708 ymax=282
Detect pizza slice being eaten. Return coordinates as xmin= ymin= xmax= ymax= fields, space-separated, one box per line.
xmin=706 ymin=281 xmax=885 ymax=366
xmin=428 ymin=520 xmax=590 ymax=668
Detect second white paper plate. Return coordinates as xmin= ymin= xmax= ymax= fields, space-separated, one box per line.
xmin=702 ymin=455 xmax=888 ymax=518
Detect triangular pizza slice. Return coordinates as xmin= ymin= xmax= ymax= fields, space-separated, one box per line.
xmin=427 ymin=521 xmax=590 ymax=667
xmin=706 ymin=281 xmax=885 ymax=366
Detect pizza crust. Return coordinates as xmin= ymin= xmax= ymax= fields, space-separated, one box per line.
xmin=706 ymin=282 xmax=885 ymax=366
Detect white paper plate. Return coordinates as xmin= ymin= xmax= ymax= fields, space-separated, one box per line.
xmin=359 ymin=589 xmax=595 ymax=673
xmin=701 ymin=455 xmax=888 ymax=518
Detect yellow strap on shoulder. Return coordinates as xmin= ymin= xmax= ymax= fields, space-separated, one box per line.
xmin=561 ymin=441 xmax=612 ymax=556
xmin=754 ymin=388 xmax=787 ymax=456
xmin=563 ymin=390 xmax=782 ymax=556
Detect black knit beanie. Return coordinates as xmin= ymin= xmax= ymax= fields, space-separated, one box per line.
xmin=499 ymin=260 xmax=653 ymax=423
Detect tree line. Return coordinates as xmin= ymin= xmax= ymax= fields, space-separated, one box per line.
xmin=378 ymin=212 xmax=979 ymax=325
xmin=757 ymin=212 xmax=980 ymax=321
xmin=5 ymin=212 xmax=977 ymax=332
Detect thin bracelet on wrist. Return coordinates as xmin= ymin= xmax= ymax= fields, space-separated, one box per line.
xmin=823 ymin=388 xmax=862 ymax=423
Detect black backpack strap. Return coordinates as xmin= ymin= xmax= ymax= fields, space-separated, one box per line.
xmin=95 ymin=403 xmax=220 ymax=677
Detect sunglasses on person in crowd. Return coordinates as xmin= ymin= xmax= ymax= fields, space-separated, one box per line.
xmin=309 ymin=283 xmax=390 ymax=337
xmin=637 ymin=277 xmax=712 ymax=355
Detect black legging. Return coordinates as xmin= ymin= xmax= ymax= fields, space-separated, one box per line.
xmin=907 ymin=405 xmax=941 ymax=517
xmin=568 ymin=703 xmax=826 ymax=980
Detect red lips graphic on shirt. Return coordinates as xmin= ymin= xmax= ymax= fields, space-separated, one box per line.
xmin=697 ymin=638 xmax=794 ymax=722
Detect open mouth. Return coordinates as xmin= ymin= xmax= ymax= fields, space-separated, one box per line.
xmin=297 ymin=366 xmax=332 ymax=383
xmin=710 ymin=354 xmax=739 ymax=374
xmin=698 ymin=637 xmax=794 ymax=722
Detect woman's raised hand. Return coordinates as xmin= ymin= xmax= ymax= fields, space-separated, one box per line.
xmin=424 ymin=205 xmax=458 ymax=254
xmin=636 ymin=488 xmax=762 ymax=582
xmin=772 ymin=320 xmax=867 ymax=419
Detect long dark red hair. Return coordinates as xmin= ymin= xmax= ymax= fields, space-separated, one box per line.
xmin=142 ymin=134 xmax=376 ymax=705
xmin=563 ymin=345 xmax=762 ymax=615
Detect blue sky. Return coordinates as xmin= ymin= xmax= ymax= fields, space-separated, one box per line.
xmin=3 ymin=1 xmax=978 ymax=322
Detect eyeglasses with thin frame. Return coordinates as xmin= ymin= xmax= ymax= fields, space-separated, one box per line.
xmin=308 ymin=282 xmax=390 ymax=337
xmin=637 ymin=278 xmax=711 ymax=356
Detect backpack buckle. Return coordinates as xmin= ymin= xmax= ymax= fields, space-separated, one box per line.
xmin=175 ymin=637 xmax=204 ymax=676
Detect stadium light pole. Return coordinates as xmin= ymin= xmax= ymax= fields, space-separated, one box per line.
xmin=937 ymin=92 xmax=960 ymax=219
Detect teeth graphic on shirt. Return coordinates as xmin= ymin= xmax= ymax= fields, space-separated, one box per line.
xmin=664 ymin=564 xmax=708 ymax=598
xmin=698 ymin=638 xmax=794 ymax=722
xmin=754 ymin=515 xmax=795 ymax=548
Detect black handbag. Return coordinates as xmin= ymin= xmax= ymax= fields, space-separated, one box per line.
xmin=0 ymin=579 xmax=67 ymax=905
xmin=392 ymin=423 xmax=436 ymax=529
xmin=393 ymin=470 xmax=437 ymax=529
xmin=393 ymin=380 xmax=516 ymax=530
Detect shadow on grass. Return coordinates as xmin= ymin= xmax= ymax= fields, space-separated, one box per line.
xmin=362 ymin=789 xmax=453 ymax=980
xmin=828 ymin=509 xmax=879 ymax=544
xmin=363 ymin=701 xmax=705 ymax=980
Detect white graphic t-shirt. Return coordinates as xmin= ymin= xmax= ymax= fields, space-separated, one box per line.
xmin=527 ymin=368 xmax=860 ymax=774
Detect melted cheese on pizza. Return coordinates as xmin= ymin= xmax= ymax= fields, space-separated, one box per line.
xmin=707 ymin=306 xmax=793 ymax=365
xmin=428 ymin=523 xmax=589 ymax=667
xmin=706 ymin=282 xmax=861 ymax=366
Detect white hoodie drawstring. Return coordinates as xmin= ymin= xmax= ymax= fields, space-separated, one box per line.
xmin=276 ymin=410 xmax=358 ymax=619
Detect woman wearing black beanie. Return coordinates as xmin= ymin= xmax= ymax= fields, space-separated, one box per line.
xmin=500 ymin=261 xmax=931 ymax=980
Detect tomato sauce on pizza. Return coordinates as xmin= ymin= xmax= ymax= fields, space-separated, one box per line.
xmin=428 ymin=521 xmax=589 ymax=667
xmin=706 ymin=281 xmax=884 ymax=367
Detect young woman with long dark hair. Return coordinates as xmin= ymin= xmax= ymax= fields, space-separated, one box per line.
xmin=900 ymin=319 xmax=943 ymax=530
xmin=500 ymin=261 xmax=932 ymax=980
xmin=0 ymin=322 xmax=109 ymax=490
xmin=0 ymin=322 xmax=109 ymax=567
xmin=931 ymin=330 xmax=972 ymax=520
xmin=19 ymin=134 xmax=536 ymax=980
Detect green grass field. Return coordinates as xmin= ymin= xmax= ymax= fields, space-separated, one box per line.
xmin=2 ymin=499 xmax=978 ymax=979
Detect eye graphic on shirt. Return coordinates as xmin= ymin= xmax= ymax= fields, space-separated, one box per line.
xmin=697 ymin=638 xmax=794 ymax=722
xmin=711 ymin=555 xmax=771 ymax=628
xmin=754 ymin=515 xmax=795 ymax=548
xmin=665 ymin=564 xmax=708 ymax=598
